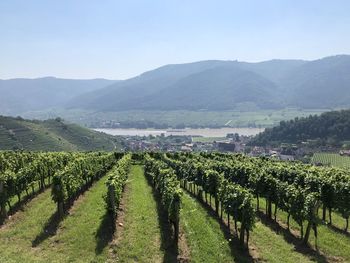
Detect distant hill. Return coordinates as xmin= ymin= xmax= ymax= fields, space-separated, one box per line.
xmin=67 ymin=55 xmax=350 ymax=111
xmin=2 ymin=55 xmax=350 ymax=114
xmin=283 ymin=55 xmax=350 ymax=108
xmin=133 ymin=65 xmax=282 ymax=110
xmin=0 ymin=115 xmax=120 ymax=151
xmin=68 ymin=60 xmax=235 ymax=110
xmin=250 ymin=109 xmax=350 ymax=146
xmin=0 ymin=77 xmax=116 ymax=115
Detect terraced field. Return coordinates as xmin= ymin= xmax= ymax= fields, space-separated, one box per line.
xmin=312 ymin=153 xmax=350 ymax=168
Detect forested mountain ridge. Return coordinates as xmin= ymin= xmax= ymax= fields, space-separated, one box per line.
xmin=97 ymin=64 xmax=283 ymax=111
xmin=251 ymin=109 xmax=350 ymax=146
xmin=0 ymin=115 xmax=120 ymax=151
xmin=283 ymin=55 xmax=350 ymax=108
xmin=0 ymin=77 xmax=116 ymax=115
xmin=67 ymin=55 xmax=350 ymax=111
xmin=2 ymin=55 xmax=350 ymax=115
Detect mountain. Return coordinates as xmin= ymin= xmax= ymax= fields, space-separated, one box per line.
xmin=2 ymin=55 xmax=350 ymax=114
xmin=236 ymin=59 xmax=307 ymax=85
xmin=68 ymin=60 xmax=234 ymax=110
xmin=67 ymin=55 xmax=350 ymax=111
xmin=68 ymin=59 xmax=303 ymax=111
xmin=0 ymin=115 xmax=120 ymax=151
xmin=0 ymin=77 xmax=116 ymax=115
xmin=70 ymin=62 xmax=286 ymax=111
xmin=250 ymin=109 xmax=350 ymax=146
xmin=283 ymin=55 xmax=350 ymax=108
xmin=132 ymin=65 xmax=282 ymax=110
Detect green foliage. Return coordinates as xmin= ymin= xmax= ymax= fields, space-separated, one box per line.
xmin=0 ymin=115 xmax=120 ymax=151
xmin=51 ymin=152 xmax=116 ymax=214
xmin=144 ymin=154 xmax=182 ymax=241
xmin=163 ymin=154 xmax=256 ymax=246
xmin=44 ymin=108 xmax=325 ymax=129
xmin=105 ymin=153 xmax=132 ymax=216
xmin=0 ymin=151 xmax=71 ymax=219
xmin=219 ymin=179 xmax=255 ymax=230
xmin=251 ymin=109 xmax=350 ymax=146
xmin=165 ymin=152 xmax=350 ymax=245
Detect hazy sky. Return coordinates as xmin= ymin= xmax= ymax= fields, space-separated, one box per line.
xmin=1 ymin=0 xmax=350 ymax=79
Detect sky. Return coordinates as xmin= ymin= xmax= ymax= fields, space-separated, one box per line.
xmin=1 ymin=0 xmax=350 ymax=80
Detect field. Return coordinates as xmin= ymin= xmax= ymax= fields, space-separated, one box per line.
xmin=1 ymin=151 xmax=350 ymax=262
xmin=312 ymin=152 xmax=350 ymax=168
xmin=22 ymin=108 xmax=327 ymax=128
xmin=191 ymin=136 xmax=226 ymax=143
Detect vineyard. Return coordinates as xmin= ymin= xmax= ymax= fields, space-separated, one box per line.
xmin=0 ymin=151 xmax=350 ymax=262
xmin=312 ymin=152 xmax=350 ymax=169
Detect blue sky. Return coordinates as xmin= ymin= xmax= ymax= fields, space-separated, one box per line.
xmin=1 ymin=0 xmax=350 ymax=79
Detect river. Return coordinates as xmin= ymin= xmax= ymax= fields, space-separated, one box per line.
xmin=94 ymin=127 xmax=264 ymax=137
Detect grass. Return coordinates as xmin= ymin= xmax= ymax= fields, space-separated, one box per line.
xmin=114 ymin=165 xmax=170 ymax=262
xmin=185 ymin=185 xmax=315 ymax=263
xmin=0 ymin=174 xmax=113 ymax=262
xmin=2 ymin=164 xmax=349 ymax=262
xmin=192 ymin=136 xmax=226 ymax=143
xmin=311 ymin=152 xmax=350 ymax=168
xmin=36 ymin=174 xmax=113 ymax=262
xmin=5 ymin=177 xmax=50 ymax=218
xmin=257 ymin=197 xmax=350 ymax=262
xmin=0 ymin=188 xmax=56 ymax=263
xmin=180 ymin=191 xmax=242 ymax=263
xmin=250 ymin=220 xmax=314 ymax=263
xmin=26 ymin=108 xmax=327 ymax=128
xmin=319 ymin=206 xmax=350 ymax=232
xmin=194 ymin=188 xmax=350 ymax=263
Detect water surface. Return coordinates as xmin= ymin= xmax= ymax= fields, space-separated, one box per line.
xmin=94 ymin=127 xmax=264 ymax=137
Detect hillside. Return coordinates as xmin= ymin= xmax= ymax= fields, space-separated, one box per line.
xmin=68 ymin=60 xmax=236 ymax=110
xmin=251 ymin=109 xmax=350 ymax=146
xmin=128 ymin=65 xmax=282 ymax=110
xmin=284 ymin=55 xmax=350 ymax=108
xmin=1 ymin=56 xmax=350 ymax=115
xmin=0 ymin=77 xmax=116 ymax=115
xmin=67 ymin=55 xmax=350 ymax=111
xmin=0 ymin=115 xmax=120 ymax=151
xmin=67 ymin=60 xmax=296 ymax=111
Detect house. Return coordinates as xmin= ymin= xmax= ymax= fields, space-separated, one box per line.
xmin=181 ymin=145 xmax=192 ymax=152
xmin=216 ymin=141 xmax=235 ymax=152
xmin=279 ymin=154 xmax=295 ymax=161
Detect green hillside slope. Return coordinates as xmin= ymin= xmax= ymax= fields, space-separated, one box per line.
xmin=0 ymin=116 xmax=120 ymax=151
xmin=251 ymin=109 xmax=350 ymax=146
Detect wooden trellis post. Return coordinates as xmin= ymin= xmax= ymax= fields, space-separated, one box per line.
xmin=0 ymin=181 xmax=8 ymax=219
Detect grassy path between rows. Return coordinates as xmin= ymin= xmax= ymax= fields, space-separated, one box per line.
xmin=184 ymin=186 xmax=315 ymax=263
xmin=257 ymin=198 xmax=350 ymax=262
xmin=0 ymin=174 xmax=112 ymax=263
xmin=180 ymin=192 xmax=242 ymax=262
xmin=250 ymin=220 xmax=314 ymax=263
xmin=114 ymin=165 xmax=178 ymax=262
xmin=0 ymin=188 xmax=56 ymax=263
xmin=37 ymin=174 xmax=112 ymax=262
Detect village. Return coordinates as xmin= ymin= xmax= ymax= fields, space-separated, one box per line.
xmin=119 ymin=131 xmax=350 ymax=165
xmin=120 ymin=133 xmax=296 ymax=160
